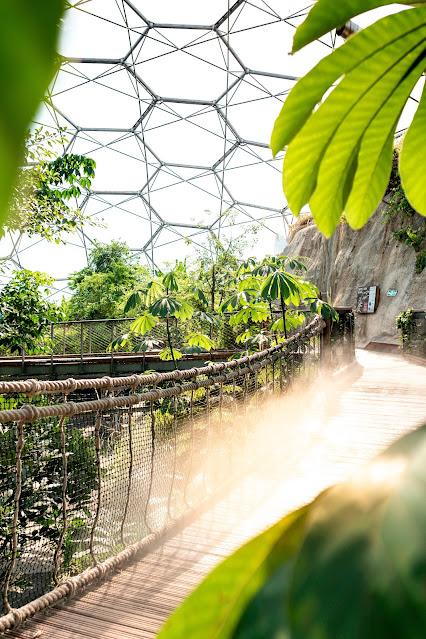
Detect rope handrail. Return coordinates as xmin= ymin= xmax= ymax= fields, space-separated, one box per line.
xmin=0 ymin=311 xmax=356 ymax=632
xmin=0 ymin=316 xmax=324 ymax=399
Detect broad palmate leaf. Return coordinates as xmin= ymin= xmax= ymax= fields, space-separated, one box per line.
xmin=130 ymin=313 xmax=158 ymax=335
xmin=271 ymin=7 xmax=426 ymax=236
xmin=187 ymin=332 xmax=215 ymax=350
xmin=157 ymin=505 xmax=310 ymax=639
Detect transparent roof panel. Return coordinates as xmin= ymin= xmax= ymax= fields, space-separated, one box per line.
xmin=1 ymin=0 xmax=354 ymax=295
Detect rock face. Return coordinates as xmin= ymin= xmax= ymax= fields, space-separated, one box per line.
xmin=284 ymin=202 xmax=426 ymax=347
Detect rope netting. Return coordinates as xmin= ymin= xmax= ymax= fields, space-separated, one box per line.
xmin=0 ymin=313 xmax=355 ymax=633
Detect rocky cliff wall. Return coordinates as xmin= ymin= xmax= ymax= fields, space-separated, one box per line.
xmin=284 ymin=201 xmax=426 ymax=347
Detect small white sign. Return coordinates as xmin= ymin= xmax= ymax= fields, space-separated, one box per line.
xmin=367 ymin=286 xmax=377 ymax=313
xmin=387 ymin=289 xmax=397 ymax=297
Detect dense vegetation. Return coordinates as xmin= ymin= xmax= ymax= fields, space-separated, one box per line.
xmin=0 ymin=270 xmax=62 ymax=354
xmin=67 ymin=241 xmax=150 ymax=320
xmin=385 ymin=150 xmax=426 ymax=274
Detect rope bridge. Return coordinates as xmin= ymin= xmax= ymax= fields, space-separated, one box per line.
xmin=0 ymin=313 xmax=354 ymax=634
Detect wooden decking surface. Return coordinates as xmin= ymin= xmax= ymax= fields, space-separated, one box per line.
xmin=7 ymin=350 xmax=426 ymax=639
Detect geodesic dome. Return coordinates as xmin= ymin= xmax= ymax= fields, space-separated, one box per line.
xmin=0 ymin=1 xmax=338 ymax=297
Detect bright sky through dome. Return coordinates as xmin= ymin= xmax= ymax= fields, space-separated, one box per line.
xmin=0 ymin=2 xmax=422 ymax=300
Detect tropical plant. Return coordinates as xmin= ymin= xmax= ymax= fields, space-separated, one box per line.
xmin=271 ymin=0 xmax=426 ymax=237
xmin=189 ymin=214 xmax=259 ymax=312
xmin=0 ymin=414 xmax=98 ymax=598
xmin=0 ymin=0 xmax=65 ymax=229
xmin=118 ymin=263 xmax=216 ymax=369
xmin=4 ymin=128 xmax=99 ymax=252
xmin=0 ymin=269 xmax=62 ymax=354
xmin=220 ymin=254 xmax=334 ymax=349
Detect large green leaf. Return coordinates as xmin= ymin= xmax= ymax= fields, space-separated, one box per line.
xmin=187 ymin=332 xmax=215 ymax=350
xmin=400 ymin=82 xmax=426 ymax=214
xmin=194 ymin=310 xmax=222 ymax=327
xmin=233 ymin=563 xmax=292 ymax=639
xmin=173 ymin=299 xmax=194 ymax=320
xmin=307 ymin=33 xmax=426 ymax=233
xmin=149 ymin=296 xmax=182 ymax=318
xmin=124 ymin=290 xmax=144 ymax=313
xmin=130 ymin=312 xmax=158 ymax=334
xmin=271 ymin=9 xmax=426 ymax=156
xmin=260 ymin=271 xmax=306 ymax=305
xmin=290 ymin=423 xmax=426 ymax=639
xmin=163 ymin=271 xmax=179 ymax=293
xmin=277 ymin=10 xmax=426 ymax=235
xmin=220 ymin=290 xmax=258 ymax=312
xmin=292 ymin=0 xmax=426 ymax=53
xmin=0 ymin=0 xmax=65 ymax=227
xmin=157 ymin=505 xmax=310 ymax=639
xmin=229 ymin=302 xmax=270 ymax=326
xmin=191 ymin=287 xmax=208 ymax=306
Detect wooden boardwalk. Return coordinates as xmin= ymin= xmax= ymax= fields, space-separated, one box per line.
xmin=7 ymin=351 xmax=426 ymax=639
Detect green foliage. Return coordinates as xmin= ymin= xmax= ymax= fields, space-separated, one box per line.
xmin=0 ymin=269 xmax=62 ymax=354
xmin=159 ymin=423 xmax=426 ymax=639
xmin=309 ymin=298 xmax=339 ymax=321
xmin=228 ymin=303 xmax=270 ymax=326
xmin=6 ymin=129 xmax=99 ymax=247
xmin=67 ymin=241 xmax=149 ymax=320
xmin=219 ymin=255 xmax=324 ymax=344
xmin=187 ymin=333 xmax=215 ymax=351
xmin=121 ymin=255 xmax=328 ymax=367
xmin=383 ymin=150 xmax=426 ymax=272
xmin=190 ymin=215 xmax=259 ymax=312
xmin=415 ymin=250 xmax=426 ymax=274
xmin=393 ymin=226 xmax=425 ymax=252
xmin=386 ymin=151 xmax=416 ymax=220
xmin=236 ymin=330 xmax=273 ymax=351
xmin=120 ymin=265 xmax=197 ymax=369
xmin=290 ymin=425 xmax=426 ymax=639
xmin=260 ymin=271 xmax=310 ymax=306
xmin=159 ymin=347 xmax=183 ymax=361
xmin=396 ymin=309 xmax=415 ymax=344
xmin=0 ymin=0 xmax=65 ymax=229
xmin=0 ymin=417 xmax=98 ymax=578
xmin=5 ymin=128 xmax=99 ymax=245
xmin=193 ymin=311 xmax=221 ymax=327
xmin=130 ymin=313 xmax=158 ymax=335
xmin=271 ymin=1 xmax=426 ymax=236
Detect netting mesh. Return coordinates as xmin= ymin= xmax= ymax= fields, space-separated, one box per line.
xmin=0 ymin=313 xmax=354 ymax=628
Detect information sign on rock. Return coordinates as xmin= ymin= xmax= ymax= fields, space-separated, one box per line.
xmin=356 ymin=286 xmax=379 ymax=314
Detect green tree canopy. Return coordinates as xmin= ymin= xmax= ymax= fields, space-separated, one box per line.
xmin=0 ymin=269 xmax=61 ymax=354
xmin=67 ymin=240 xmax=150 ymax=320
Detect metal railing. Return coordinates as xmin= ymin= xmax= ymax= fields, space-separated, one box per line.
xmin=49 ymin=315 xmax=241 ymax=357
xmin=0 ymin=312 xmax=355 ymax=633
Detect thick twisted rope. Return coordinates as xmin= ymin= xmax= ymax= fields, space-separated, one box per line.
xmin=0 ymin=317 xmax=325 ymax=633
xmin=0 ymin=317 xmax=324 ymax=399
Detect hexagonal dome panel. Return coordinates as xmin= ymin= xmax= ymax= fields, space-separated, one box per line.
xmin=0 ymin=0 xmax=339 ymax=297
